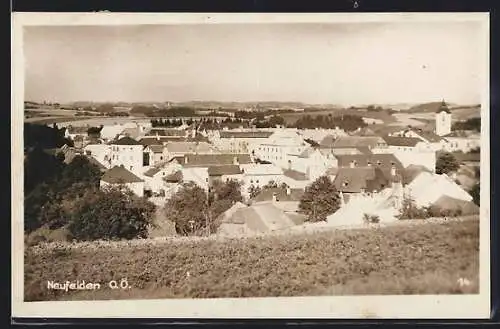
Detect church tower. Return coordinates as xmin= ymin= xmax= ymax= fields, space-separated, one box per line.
xmin=435 ymin=100 xmax=451 ymax=136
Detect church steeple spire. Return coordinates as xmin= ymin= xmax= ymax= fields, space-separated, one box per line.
xmin=436 ymin=99 xmax=451 ymax=114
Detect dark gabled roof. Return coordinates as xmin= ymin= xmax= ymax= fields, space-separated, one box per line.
xmin=208 ymin=165 xmax=242 ymax=176
xmin=148 ymin=145 xmax=164 ymax=153
xmin=335 ymin=153 xmax=404 ymax=171
xmin=333 ymin=167 xmax=390 ymax=193
xmin=251 ymin=187 xmax=304 ymax=203
xmin=219 ymin=131 xmax=273 ymax=139
xmin=321 ymin=136 xmax=386 ymax=149
xmin=109 ymin=136 xmax=142 ymax=146
xmin=164 ymin=170 xmax=183 ymax=183
xmin=283 ymin=169 xmax=308 ymax=181
xmin=182 ymin=154 xmax=252 ymax=167
xmin=144 ymin=167 xmax=162 ymax=177
xmin=383 ymin=136 xmax=421 ymax=147
xmin=101 ymin=166 xmax=144 ymax=184
xmin=402 ymin=164 xmax=432 ymax=185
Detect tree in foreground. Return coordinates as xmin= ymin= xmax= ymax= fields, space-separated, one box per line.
xmin=298 ymin=175 xmax=341 ymax=222
xmin=68 ymin=186 xmax=155 ymax=241
xmin=436 ymin=152 xmax=460 ymax=175
xmin=164 ymin=180 xmax=243 ymax=236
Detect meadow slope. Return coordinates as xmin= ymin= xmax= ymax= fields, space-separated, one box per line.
xmin=25 ymin=219 xmax=479 ymax=301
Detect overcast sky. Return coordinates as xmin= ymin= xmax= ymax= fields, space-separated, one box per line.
xmin=24 ymin=22 xmax=483 ymax=105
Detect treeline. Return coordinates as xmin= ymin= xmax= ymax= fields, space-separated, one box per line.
xmin=253 ymin=115 xmax=286 ymax=128
xmin=24 ymin=123 xmax=73 ymax=149
xmin=452 ymin=117 xmax=480 ymax=132
xmin=75 ymin=111 xmax=129 ymax=117
xmin=235 ymin=109 xmax=294 ymax=119
xmin=131 ymin=106 xmax=198 ymax=117
xmin=291 ymin=114 xmax=367 ymax=131
xmin=151 ymin=117 xmax=250 ymax=129
xmin=151 ymin=118 xmax=186 ymax=128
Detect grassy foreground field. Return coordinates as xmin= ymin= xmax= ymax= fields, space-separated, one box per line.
xmin=24 ymin=219 xmax=479 ymax=301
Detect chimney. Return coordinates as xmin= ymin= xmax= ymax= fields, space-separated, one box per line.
xmin=391 ymin=165 xmax=396 ymax=176
xmin=233 ymin=156 xmax=239 ymax=165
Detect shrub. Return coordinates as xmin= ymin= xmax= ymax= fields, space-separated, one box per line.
xmin=436 ymin=152 xmax=460 ymax=175
xmin=299 ymin=176 xmax=341 ymax=222
xmin=25 ymin=226 xmax=72 ymax=246
xmin=68 ymin=187 xmax=155 ymax=241
xmin=398 ymin=196 xmax=431 ymax=220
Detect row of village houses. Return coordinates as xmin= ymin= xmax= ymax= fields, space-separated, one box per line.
xmin=62 ymin=120 xmax=478 ymax=195
xmin=54 ymin=104 xmax=480 ymax=234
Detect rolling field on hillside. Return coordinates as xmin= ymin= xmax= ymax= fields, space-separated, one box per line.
xmin=25 ymin=219 xmax=479 ymax=301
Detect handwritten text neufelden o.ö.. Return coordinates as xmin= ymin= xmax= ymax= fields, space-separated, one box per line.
xmin=47 ymin=278 xmax=131 ymax=292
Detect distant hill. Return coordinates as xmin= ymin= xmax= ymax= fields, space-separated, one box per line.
xmin=405 ymin=102 xmax=480 ymax=114
xmin=405 ymin=102 xmax=453 ymax=114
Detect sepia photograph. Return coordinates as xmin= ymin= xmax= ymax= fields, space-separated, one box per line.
xmin=12 ymin=13 xmax=490 ymax=318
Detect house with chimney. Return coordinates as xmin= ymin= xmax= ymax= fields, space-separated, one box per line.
xmin=378 ymin=135 xmax=436 ymax=172
xmin=105 ymin=136 xmax=145 ymax=174
xmin=319 ymin=135 xmax=388 ymax=153
xmin=253 ymin=129 xmax=309 ymax=169
xmin=83 ymin=136 xmax=146 ymax=174
xmin=162 ymin=153 xmax=253 ymax=191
